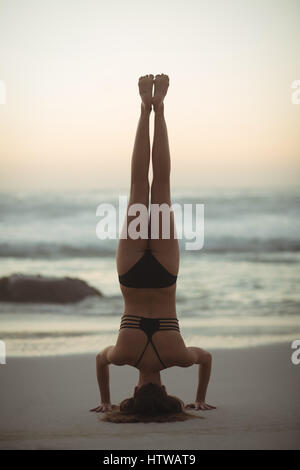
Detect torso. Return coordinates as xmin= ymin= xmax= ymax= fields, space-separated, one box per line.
xmin=110 ymin=284 xmax=193 ymax=371
xmin=120 ymin=283 xmax=177 ymax=318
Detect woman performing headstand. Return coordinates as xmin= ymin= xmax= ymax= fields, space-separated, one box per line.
xmin=90 ymin=74 xmax=216 ymax=420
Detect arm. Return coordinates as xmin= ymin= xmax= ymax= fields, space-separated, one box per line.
xmin=90 ymin=345 xmax=115 ymax=413
xmin=185 ymin=347 xmax=216 ymax=411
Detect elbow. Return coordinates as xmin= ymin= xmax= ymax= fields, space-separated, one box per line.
xmin=96 ymin=352 xmax=102 ymax=364
xmin=203 ymin=351 xmax=212 ymax=365
xmin=96 ymin=351 xmax=110 ymax=367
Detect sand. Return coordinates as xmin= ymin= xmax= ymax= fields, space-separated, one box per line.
xmin=0 ymin=343 xmax=299 ymax=450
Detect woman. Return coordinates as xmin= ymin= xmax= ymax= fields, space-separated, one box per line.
xmin=90 ymin=74 xmax=216 ymax=420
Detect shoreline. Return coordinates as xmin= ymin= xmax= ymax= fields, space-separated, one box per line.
xmin=2 ymin=339 xmax=297 ymax=358
xmin=3 ymin=337 xmax=299 ymax=359
xmin=0 ymin=342 xmax=300 ymax=449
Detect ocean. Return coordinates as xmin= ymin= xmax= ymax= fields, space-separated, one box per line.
xmin=1 ymin=187 xmax=300 ymax=357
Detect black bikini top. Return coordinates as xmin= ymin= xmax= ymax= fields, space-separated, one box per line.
xmin=118 ymin=248 xmax=177 ymax=288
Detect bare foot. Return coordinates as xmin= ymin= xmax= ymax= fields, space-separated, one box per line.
xmin=138 ymin=74 xmax=154 ymax=112
xmin=152 ymin=74 xmax=169 ymax=111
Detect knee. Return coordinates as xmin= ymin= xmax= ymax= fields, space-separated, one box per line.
xmin=130 ymin=179 xmax=150 ymax=196
xmin=150 ymin=178 xmax=170 ymax=197
xmin=150 ymin=181 xmax=171 ymax=206
xmin=151 ymin=175 xmax=170 ymax=187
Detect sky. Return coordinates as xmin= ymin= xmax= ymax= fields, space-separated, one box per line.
xmin=0 ymin=0 xmax=299 ymax=191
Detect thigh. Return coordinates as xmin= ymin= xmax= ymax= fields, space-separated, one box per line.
xmin=148 ymin=179 xmax=179 ymax=276
xmin=116 ymin=181 xmax=150 ymax=275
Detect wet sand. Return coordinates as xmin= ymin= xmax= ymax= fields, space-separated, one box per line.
xmin=0 ymin=343 xmax=299 ymax=449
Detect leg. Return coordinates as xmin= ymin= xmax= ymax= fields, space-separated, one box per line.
xmin=116 ymin=75 xmax=153 ymax=275
xmin=149 ymin=74 xmax=179 ymax=276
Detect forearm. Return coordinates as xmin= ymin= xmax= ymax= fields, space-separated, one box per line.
xmin=96 ymin=362 xmax=111 ymax=404
xmin=195 ymin=361 xmax=212 ymax=402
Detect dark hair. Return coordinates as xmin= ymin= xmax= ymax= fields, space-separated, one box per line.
xmin=102 ymin=383 xmax=198 ymax=423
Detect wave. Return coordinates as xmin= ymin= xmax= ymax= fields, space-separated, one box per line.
xmin=1 ymin=237 xmax=300 ymax=259
xmin=201 ymin=237 xmax=300 ymax=254
xmin=0 ymin=242 xmax=114 ymax=258
xmin=1 ymin=188 xmax=300 ymax=221
xmin=0 ymin=330 xmax=109 ymax=340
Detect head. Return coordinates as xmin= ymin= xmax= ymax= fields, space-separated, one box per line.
xmin=122 ymin=382 xmax=183 ymax=415
xmin=102 ymin=383 xmax=197 ymax=423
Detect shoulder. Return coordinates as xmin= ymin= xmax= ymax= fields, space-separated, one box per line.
xmin=170 ymin=347 xmax=195 ymax=368
xmin=185 ymin=347 xmax=212 ymax=365
xmin=106 ymin=345 xmax=132 ymax=366
xmin=171 ymin=347 xmax=212 ymax=367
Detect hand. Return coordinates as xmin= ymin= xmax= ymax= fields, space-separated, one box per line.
xmin=89 ymin=403 xmax=116 ymax=413
xmin=185 ymin=401 xmax=216 ymax=411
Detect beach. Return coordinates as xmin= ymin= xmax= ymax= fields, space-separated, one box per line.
xmin=1 ymin=0 xmax=300 ymax=454
xmin=1 ymin=188 xmax=300 ymax=357
xmin=0 ymin=342 xmax=299 ymax=450
xmin=1 ymin=188 xmax=300 ymax=450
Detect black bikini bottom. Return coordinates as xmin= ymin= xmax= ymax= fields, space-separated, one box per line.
xmin=119 ymin=314 xmax=180 ymax=369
